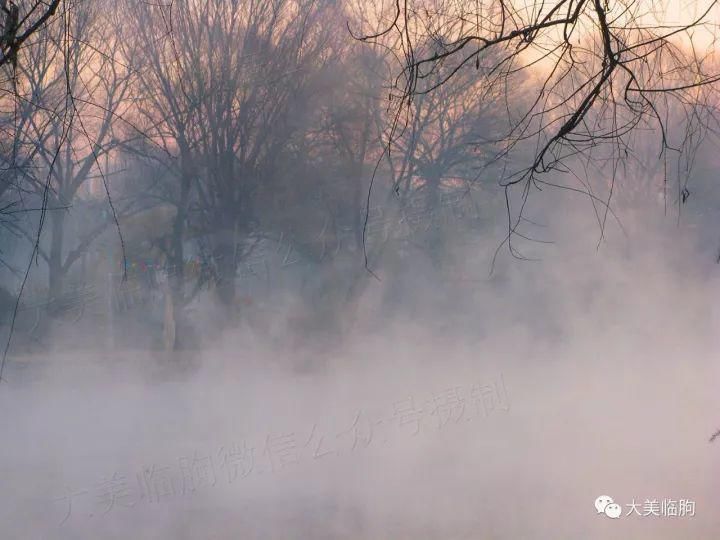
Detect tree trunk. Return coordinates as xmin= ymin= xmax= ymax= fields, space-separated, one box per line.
xmin=47 ymin=209 xmax=66 ymax=315
xmin=214 ymin=224 xmax=238 ymax=318
xmin=168 ymin=164 xmax=191 ymax=345
xmin=425 ymin=174 xmax=445 ymax=267
xmin=160 ymin=270 xmax=176 ymax=352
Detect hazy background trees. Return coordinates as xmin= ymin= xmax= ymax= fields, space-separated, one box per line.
xmin=13 ymin=2 xmax=133 ymax=310
xmin=0 ymin=0 xmax=718 ymax=354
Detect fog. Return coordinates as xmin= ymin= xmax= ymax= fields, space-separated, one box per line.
xmin=2 ymin=0 xmax=720 ymax=537
xmin=2 ymin=187 xmax=719 ymax=539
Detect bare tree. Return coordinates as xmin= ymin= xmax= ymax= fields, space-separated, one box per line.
xmin=124 ymin=0 xmax=336 ymax=322
xmin=354 ymin=0 xmax=720 ymax=255
xmin=385 ymin=43 xmax=514 ymax=260
xmin=4 ymin=1 xmax=134 ymax=312
xmin=0 ymin=0 xmax=63 ymax=242
xmin=0 ymin=0 xmax=60 ymax=70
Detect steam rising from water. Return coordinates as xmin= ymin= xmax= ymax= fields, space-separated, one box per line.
xmin=1 ymin=195 xmax=719 ymax=539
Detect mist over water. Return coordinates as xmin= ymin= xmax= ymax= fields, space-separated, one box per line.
xmin=1 ymin=189 xmax=718 ymax=540
xmin=1 ymin=0 xmax=719 ymax=536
